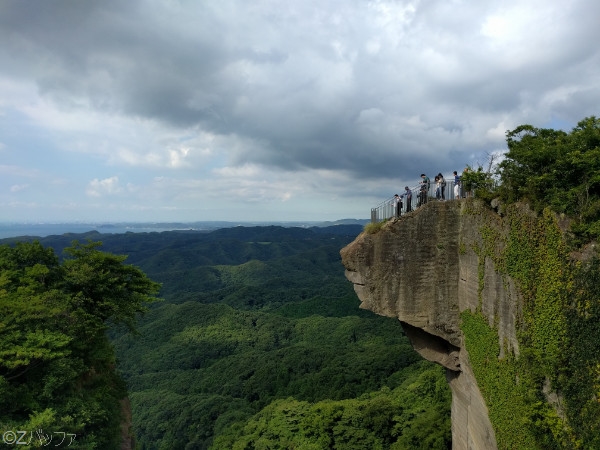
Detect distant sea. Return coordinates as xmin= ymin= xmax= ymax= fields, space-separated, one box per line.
xmin=0 ymin=219 xmax=369 ymax=240
xmin=0 ymin=223 xmax=207 ymax=239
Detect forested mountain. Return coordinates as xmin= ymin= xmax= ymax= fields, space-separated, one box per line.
xmin=1 ymin=225 xmax=451 ymax=449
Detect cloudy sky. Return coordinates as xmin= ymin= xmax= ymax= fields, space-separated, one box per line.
xmin=1 ymin=0 xmax=599 ymax=223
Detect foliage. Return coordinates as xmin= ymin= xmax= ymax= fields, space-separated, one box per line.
xmin=461 ymin=164 xmax=496 ymax=200
xmin=3 ymin=226 xmax=451 ymax=449
xmin=498 ymin=116 xmax=600 ymax=239
xmin=98 ymin=226 xmax=450 ymax=449
xmin=113 ymin=302 xmax=440 ymax=449
xmin=0 ymin=241 xmax=160 ymax=449
xmin=212 ymin=363 xmax=451 ymax=450
xmin=562 ymin=256 xmax=600 ymax=448
xmin=504 ymin=208 xmax=569 ymax=373
xmin=364 ymin=220 xmax=387 ymax=234
xmin=460 ymin=117 xmax=600 ymax=446
xmin=461 ymin=201 xmax=600 ymax=449
xmin=460 ymin=311 xmax=540 ymax=450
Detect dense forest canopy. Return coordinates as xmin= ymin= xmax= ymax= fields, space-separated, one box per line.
xmin=107 ymin=227 xmax=452 ymax=449
xmin=1 ymin=227 xmax=452 ymax=449
xmin=0 ymin=241 xmax=160 ymax=448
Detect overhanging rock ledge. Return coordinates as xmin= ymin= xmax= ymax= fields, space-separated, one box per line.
xmin=341 ymin=200 xmax=521 ymax=450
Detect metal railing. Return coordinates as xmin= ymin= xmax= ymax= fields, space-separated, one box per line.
xmin=370 ymin=181 xmax=468 ymax=223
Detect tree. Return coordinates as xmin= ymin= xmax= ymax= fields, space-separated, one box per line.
xmin=498 ymin=117 xmax=600 ymax=238
xmin=461 ymin=164 xmax=495 ymax=198
xmin=62 ymin=241 xmax=161 ymax=331
xmin=0 ymin=241 xmax=160 ymax=449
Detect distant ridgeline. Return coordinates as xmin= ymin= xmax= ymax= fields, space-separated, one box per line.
xmin=1 ymin=224 xmax=453 ymax=449
xmin=342 ymin=117 xmax=600 ymax=449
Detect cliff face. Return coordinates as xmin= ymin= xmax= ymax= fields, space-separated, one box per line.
xmin=341 ymin=200 xmax=522 ymax=450
xmin=120 ymin=398 xmax=135 ymax=450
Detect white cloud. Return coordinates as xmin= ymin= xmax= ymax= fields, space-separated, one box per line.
xmin=86 ymin=176 xmax=122 ymax=197
xmin=10 ymin=184 xmax=29 ymax=193
xmin=167 ymin=146 xmax=191 ymax=168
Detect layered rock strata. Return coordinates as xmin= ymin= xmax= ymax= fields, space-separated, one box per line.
xmin=341 ymin=200 xmax=521 ymax=450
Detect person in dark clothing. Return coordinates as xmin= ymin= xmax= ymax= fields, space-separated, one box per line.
xmin=392 ymin=194 xmax=402 ymax=218
xmin=437 ymin=172 xmax=446 ymax=200
xmin=453 ymin=171 xmax=461 ymax=199
xmin=419 ymin=173 xmax=430 ymax=207
xmin=402 ymin=186 xmax=412 ymax=212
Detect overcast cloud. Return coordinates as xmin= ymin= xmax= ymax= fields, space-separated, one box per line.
xmin=1 ymin=0 xmax=599 ymax=222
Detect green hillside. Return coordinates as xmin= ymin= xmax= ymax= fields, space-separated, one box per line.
xmin=2 ymin=225 xmax=451 ymax=449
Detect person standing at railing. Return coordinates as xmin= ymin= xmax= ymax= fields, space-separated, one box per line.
xmin=437 ymin=172 xmax=446 ymax=201
xmin=418 ymin=173 xmax=430 ymax=207
xmin=402 ymin=186 xmax=412 ymax=212
xmin=453 ymin=171 xmax=461 ymax=199
xmin=392 ymin=194 xmax=402 ymax=218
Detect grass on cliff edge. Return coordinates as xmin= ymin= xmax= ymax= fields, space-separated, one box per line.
xmin=364 ymin=220 xmax=388 ymax=234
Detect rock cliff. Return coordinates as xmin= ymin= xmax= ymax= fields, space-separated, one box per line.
xmin=341 ymin=200 xmax=523 ymax=449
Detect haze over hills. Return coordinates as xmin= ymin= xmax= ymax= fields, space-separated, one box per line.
xmin=0 ymin=218 xmax=369 ymax=239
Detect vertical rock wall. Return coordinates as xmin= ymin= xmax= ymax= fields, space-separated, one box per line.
xmin=341 ymin=200 xmax=521 ymax=449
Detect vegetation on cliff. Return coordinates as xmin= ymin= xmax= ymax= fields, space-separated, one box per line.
xmin=460 ymin=116 xmax=600 ymax=450
xmin=0 ymin=241 xmax=160 ymax=449
xmin=498 ymin=116 xmax=600 ymax=239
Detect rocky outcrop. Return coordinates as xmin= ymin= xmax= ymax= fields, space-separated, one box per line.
xmin=341 ymin=200 xmax=522 ymax=449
